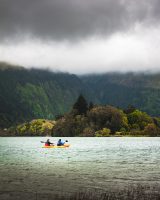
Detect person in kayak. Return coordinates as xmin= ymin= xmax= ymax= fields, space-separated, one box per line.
xmin=45 ymin=139 xmax=54 ymax=146
xmin=57 ymin=139 xmax=66 ymax=146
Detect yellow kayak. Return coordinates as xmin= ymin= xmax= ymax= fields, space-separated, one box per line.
xmin=42 ymin=144 xmax=70 ymax=148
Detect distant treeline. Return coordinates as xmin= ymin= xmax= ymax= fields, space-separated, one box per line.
xmin=3 ymin=95 xmax=160 ymax=137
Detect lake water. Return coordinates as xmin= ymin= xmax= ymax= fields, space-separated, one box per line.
xmin=0 ymin=137 xmax=160 ymax=199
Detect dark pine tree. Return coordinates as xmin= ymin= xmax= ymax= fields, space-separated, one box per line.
xmin=88 ymin=101 xmax=94 ymax=110
xmin=73 ymin=94 xmax=88 ymax=115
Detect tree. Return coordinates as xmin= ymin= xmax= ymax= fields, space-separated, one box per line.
xmin=88 ymin=102 xmax=94 ymax=110
xmin=52 ymin=113 xmax=88 ymax=137
xmin=87 ymin=106 xmax=128 ymax=133
xmin=127 ymin=109 xmax=152 ymax=130
xmin=73 ymin=94 xmax=88 ymax=115
xmin=144 ymin=123 xmax=159 ymax=136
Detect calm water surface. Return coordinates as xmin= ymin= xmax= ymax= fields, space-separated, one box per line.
xmin=0 ymin=137 xmax=160 ymax=199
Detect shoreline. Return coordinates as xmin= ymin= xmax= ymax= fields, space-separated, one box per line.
xmin=0 ymin=135 xmax=160 ymax=137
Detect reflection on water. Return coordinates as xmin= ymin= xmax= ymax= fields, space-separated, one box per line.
xmin=0 ymin=137 xmax=160 ymax=199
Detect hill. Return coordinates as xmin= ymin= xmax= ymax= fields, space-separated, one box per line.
xmin=1 ymin=62 xmax=160 ymax=128
xmin=0 ymin=62 xmax=96 ymax=128
xmin=81 ymin=73 xmax=160 ymax=116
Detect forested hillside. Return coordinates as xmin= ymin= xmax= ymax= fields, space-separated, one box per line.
xmin=81 ymin=73 xmax=160 ymax=116
xmin=0 ymin=62 xmax=95 ymax=128
xmin=1 ymin=62 xmax=160 ymax=129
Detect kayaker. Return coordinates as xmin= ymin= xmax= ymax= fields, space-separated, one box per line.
xmin=45 ymin=139 xmax=54 ymax=146
xmin=57 ymin=139 xmax=65 ymax=146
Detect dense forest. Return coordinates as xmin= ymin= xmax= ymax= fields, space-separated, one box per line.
xmin=1 ymin=62 xmax=160 ymax=131
xmin=81 ymin=73 xmax=160 ymax=116
xmin=52 ymin=95 xmax=160 ymax=137
xmin=3 ymin=95 xmax=160 ymax=137
xmin=0 ymin=62 xmax=96 ymax=128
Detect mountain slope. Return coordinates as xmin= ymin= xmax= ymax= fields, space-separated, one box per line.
xmin=81 ymin=73 xmax=160 ymax=116
xmin=1 ymin=62 xmax=160 ymax=128
xmin=0 ymin=63 xmax=96 ymax=128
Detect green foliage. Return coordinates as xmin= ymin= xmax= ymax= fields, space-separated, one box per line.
xmin=52 ymin=104 xmax=130 ymax=137
xmin=81 ymin=73 xmax=160 ymax=117
xmin=52 ymin=99 xmax=160 ymax=137
xmin=15 ymin=119 xmax=55 ymax=136
xmin=95 ymin=128 xmax=111 ymax=137
xmin=87 ymin=106 xmax=128 ymax=133
xmin=127 ymin=110 xmax=153 ymax=130
xmin=0 ymin=65 xmax=95 ymax=128
xmin=2 ymin=101 xmax=160 ymax=137
xmin=52 ymin=114 xmax=88 ymax=137
xmin=1 ymin=62 xmax=160 ymax=136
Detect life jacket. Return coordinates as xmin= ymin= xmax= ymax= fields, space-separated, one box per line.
xmin=45 ymin=142 xmax=50 ymax=146
xmin=57 ymin=140 xmax=65 ymax=146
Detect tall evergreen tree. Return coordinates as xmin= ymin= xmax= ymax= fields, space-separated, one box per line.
xmin=73 ymin=94 xmax=88 ymax=115
xmin=88 ymin=101 xmax=94 ymax=110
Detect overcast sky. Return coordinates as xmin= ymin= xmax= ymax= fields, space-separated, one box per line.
xmin=0 ymin=0 xmax=160 ymax=74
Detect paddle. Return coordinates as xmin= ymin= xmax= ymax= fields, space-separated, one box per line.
xmin=41 ymin=141 xmax=55 ymax=146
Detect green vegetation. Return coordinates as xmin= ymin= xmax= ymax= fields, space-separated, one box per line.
xmin=52 ymin=95 xmax=160 ymax=137
xmin=0 ymin=62 xmax=95 ymax=128
xmin=1 ymin=62 xmax=160 ymax=131
xmin=81 ymin=73 xmax=160 ymax=116
xmin=1 ymin=95 xmax=160 ymax=136
xmin=95 ymin=128 xmax=111 ymax=137
xmin=13 ymin=119 xmax=55 ymax=136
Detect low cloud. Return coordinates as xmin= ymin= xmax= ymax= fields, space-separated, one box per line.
xmin=1 ymin=25 xmax=160 ymax=74
xmin=0 ymin=0 xmax=160 ymax=73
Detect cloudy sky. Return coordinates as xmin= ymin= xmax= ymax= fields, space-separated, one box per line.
xmin=0 ymin=0 xmax=160 ymax=74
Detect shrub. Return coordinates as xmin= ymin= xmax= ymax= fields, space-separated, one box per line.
xmin=144 ymin=123 xmax=160 ymax=136
xmin=95 ymin=128 xmax=111 ymax=137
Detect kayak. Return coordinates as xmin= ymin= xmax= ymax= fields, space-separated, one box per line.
xmin=42 ymin=144 xmax=70 ymax=148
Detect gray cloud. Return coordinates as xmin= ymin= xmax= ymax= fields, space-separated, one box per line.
xmin=0 ymin=0 xmax=160 ymax=42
